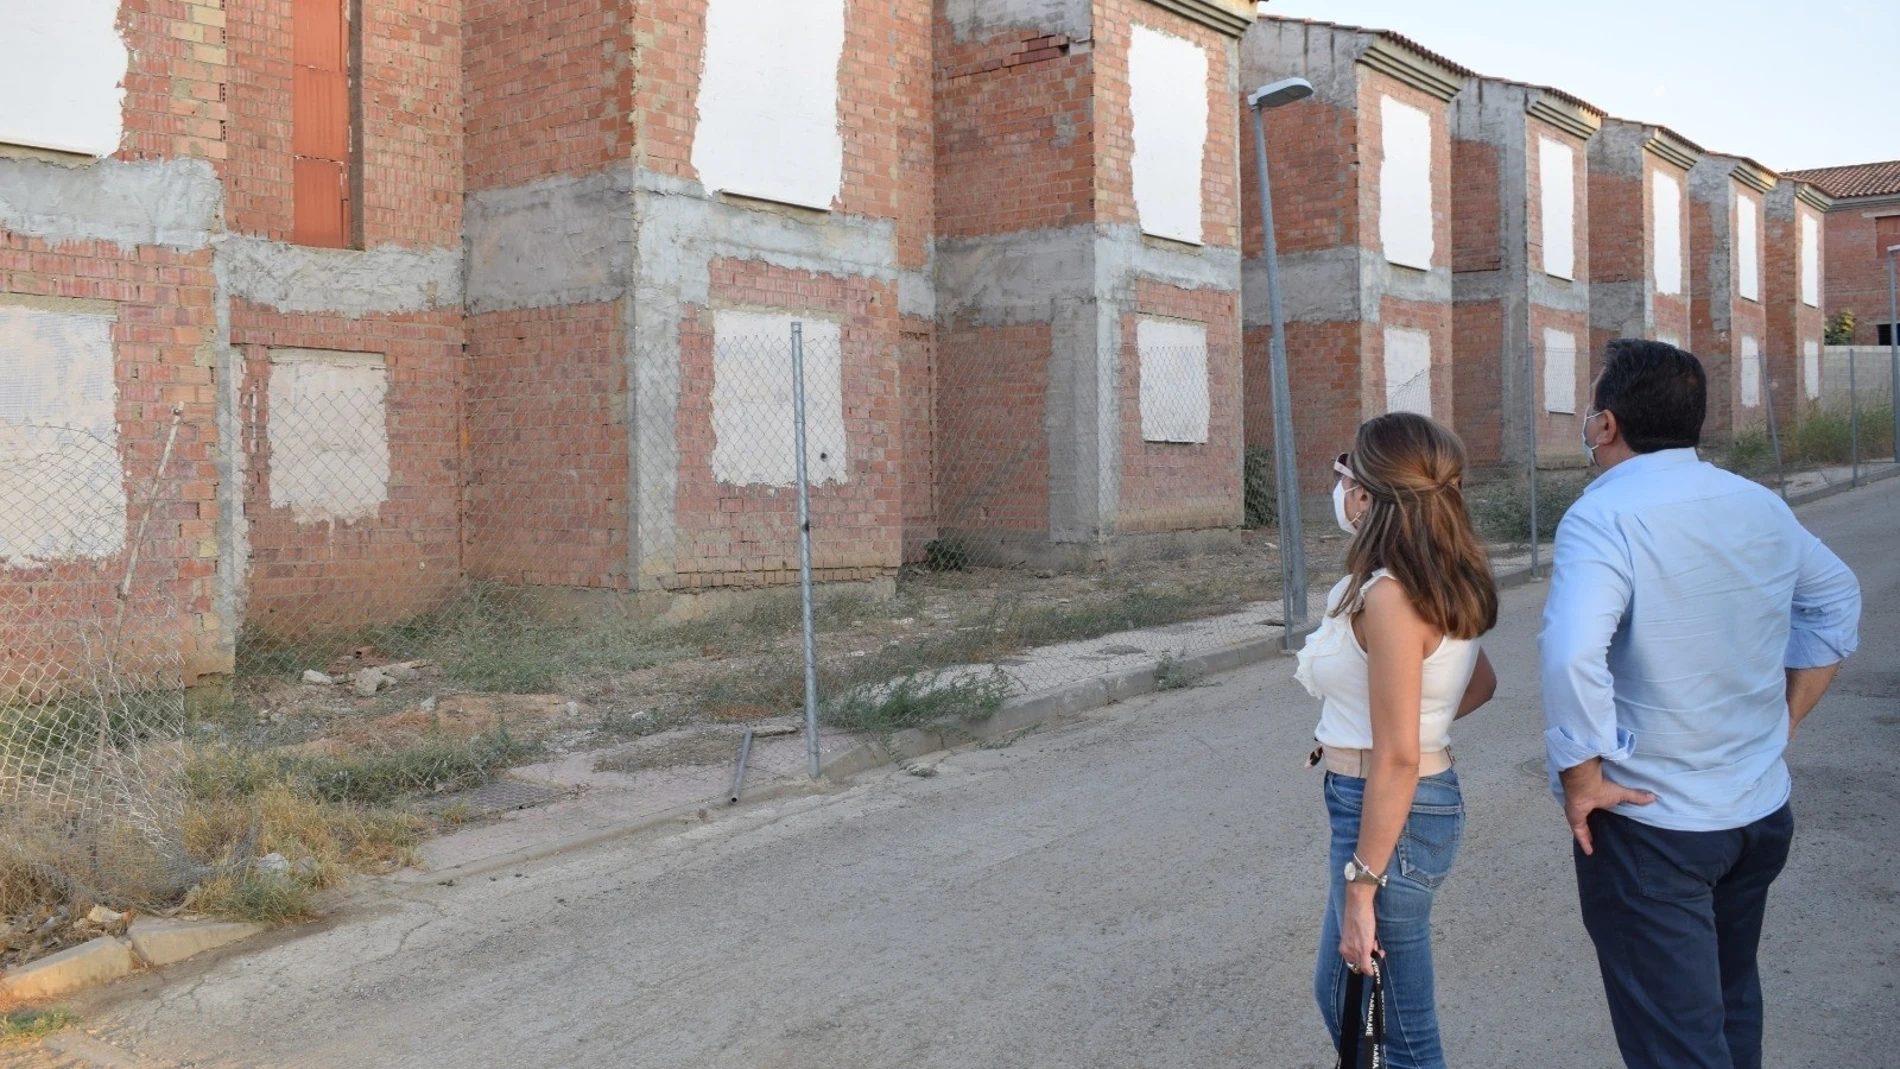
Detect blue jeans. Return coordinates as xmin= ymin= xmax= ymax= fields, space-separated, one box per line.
xmin=1316 ymin=769 xmax=1465 ymax=1069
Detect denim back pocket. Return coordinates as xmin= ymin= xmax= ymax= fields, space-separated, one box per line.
xmin=1395 ymin=775 xmax=1465 ymax=890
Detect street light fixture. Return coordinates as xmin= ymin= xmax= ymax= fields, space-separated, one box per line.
xmin=1247 ymin=76 xmax=1314 ymax=650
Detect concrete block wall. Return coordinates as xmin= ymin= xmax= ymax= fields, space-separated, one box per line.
xmin=1690 ymin=154 xmax=1776 ymax=440
xmin=1241 ymin=18 xmax=1464 ymax=491
xmin=1587 ymin=120 xmax=1698 ymax=378
xmin=1449 ymin=79 xmax=1598 ymax=467
xmin=934 ymin=0 xmax=1249 ymax=565
xmin=1764 ymin=179 xmax=1831 ymax=421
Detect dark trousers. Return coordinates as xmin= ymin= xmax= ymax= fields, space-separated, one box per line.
xmin=1573 ymin=805 xmax=1794 ymax=1069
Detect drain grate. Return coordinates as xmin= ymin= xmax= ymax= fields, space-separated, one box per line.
xmin=423 ymin=778 xmax=565 ymax=816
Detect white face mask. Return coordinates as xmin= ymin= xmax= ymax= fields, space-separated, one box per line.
xmin=1332 ymin=479 xmax=1358 ymax=535
xmin=1581 ymin=409 xmax=1601 ymax=466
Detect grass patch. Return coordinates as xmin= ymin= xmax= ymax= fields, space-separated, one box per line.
xmin=1468 ymin=472 xmax=1592 ymax=543
xmin=1153 ymin=651 xmax=1204 ymax=691
xmin=821 ymin=670 xmax=1014 ymax=736
xmin=190 ymin=870 xmax=317 ymax=924
xmin=0 ymin=1008 xmax=76 ymax=1045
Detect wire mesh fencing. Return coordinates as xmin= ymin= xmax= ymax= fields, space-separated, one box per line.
xmin=0 ymin=414 xmax=200 ymax=910
xmin=1719 ymin=346 xmax=1897 ymax=497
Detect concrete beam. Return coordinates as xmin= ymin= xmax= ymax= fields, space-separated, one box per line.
xmin=216 ymin=236 xmax=463 ymax=318
xmin=0 ymin=157 xmax=220 ymax=250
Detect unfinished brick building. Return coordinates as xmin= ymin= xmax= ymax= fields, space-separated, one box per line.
xmin=1240 ymin=18 xmax=1468 ymax=490
xmin=1585 ymin=119 xmax=1700 ymax=373
xmin=1763 ymin=178 xmax=1831 ymax=421
xmin=1782 ymin=160 xmax=1900 ymax=347
xmin=1449 ymin=78 xmax=1601 ymax=467
xmin=0 ymin=0 xmax=1255 ymax=685
xmin=1689 ymin=153 xmax=1777 ymax=439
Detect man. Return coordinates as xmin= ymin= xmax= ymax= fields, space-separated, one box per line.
xmin=1539 ymin=339 xmax=1861 ymax=1069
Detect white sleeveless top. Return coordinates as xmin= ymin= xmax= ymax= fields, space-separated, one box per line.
xmin=1294 ymin=570 xmax=1480 ymax=754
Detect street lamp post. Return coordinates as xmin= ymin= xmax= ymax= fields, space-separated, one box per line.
xmin=1888 ymin=244 xmax=1899 ymax=464
xmin=1248 ymin=77 xmax=1314 ymax=650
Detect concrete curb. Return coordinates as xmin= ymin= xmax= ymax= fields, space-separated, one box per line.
xmin=0 ymin=919 xmax=266 ymax=1002
xmin=1783 ymin=462 xmax=1899 ymax=508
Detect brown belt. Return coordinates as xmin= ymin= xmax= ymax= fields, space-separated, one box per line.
xmin=1309 ymin=745 xmax=1453 ymax=778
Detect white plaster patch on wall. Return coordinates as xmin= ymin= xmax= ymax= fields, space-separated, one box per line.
xmin=711 ymin=311 xmax=847 ymax=487
xmin=1800 ymin=213 xmax=1820 ymax=307
xmin=1383 ymin=327 xmax=1432 ymax=416
xmin=0 ymin=305 xmax=125 ymax=566
xmin=1538 ymin=137 xmax=1576 ymax=280
xmin=1129 ymin=26 xmax=1209 ymax=246
xmin=1736 ymin=193 xmax=1760 ymax=302
xmin=1137 ymin=318 xmax=1209 ymax=444
xmin=691 ymin=0 xmax=845 ymax=211
xmin=0 ymin=0 xmax=127 ymax=156
xmin=1739 ymin=335 xmax=1761 ymax=408
xmin=1803 ymin=339 xmax=1821 ymax=400
xmin=1542 ymin=327 xmax=1577 ymax=414
xmin=267 ymin=350 xmax=390 ymax=524
xmin=1652 ymin=172 xmax=1683 ymax=296
xmin=1658 ymin=332 xmax=1681 ymax=348
xmin=1378 ymin=97 xmax=1434 ymax=271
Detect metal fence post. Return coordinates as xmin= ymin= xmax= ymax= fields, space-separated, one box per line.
xmin=1525 ymin=345 xmax=1540 ymax=578
xmin=1889 ymin=249 xmax=1899 ymax=463
xmin=791 ymin=322 xmax=822 ymax=779
xmin=1762 ymin=358 xmax=1785 ymax=500
xmin=1849 ymin=347 xmax=1860 ymax=489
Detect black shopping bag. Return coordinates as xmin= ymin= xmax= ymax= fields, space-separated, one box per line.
xmin=1335 ymin=962 xmax=1386 ymax=1069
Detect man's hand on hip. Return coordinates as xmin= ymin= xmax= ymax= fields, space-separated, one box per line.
xmin=1558 ymin=758 xmax=1657 ymax=855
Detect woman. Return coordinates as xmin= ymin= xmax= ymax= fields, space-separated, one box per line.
xmin=1293 ymin=412 xmax=1499 ymax=1069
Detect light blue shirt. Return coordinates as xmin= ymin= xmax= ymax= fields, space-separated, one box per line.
xmin=1538 ymin=449 xmax=1861 ymax=832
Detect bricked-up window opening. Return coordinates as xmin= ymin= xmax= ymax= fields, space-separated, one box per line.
xmin=1875 ymin=216 xmax=1900 ymax=261
xmin=292 ymin=0 xmax=357 ymax=248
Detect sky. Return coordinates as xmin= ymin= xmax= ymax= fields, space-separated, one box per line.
xmin=1256 ymin=0 xmax=1899 ymax=173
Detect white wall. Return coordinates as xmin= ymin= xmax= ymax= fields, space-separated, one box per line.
xmin=1652 ymin=172 xmax=1683 ymax=296
xmin=1739 ymin=335 xmax=1760 ymax=408
xmin=268 ymin=350 xmax=390 ymax=524
xmin=1736 ymin=193 xmax=1759 ymax=302
xmin=0 ymin=0 xmax=127 ymax=157
xmin=711 ymin=311 xmax=847 ymax=487
xmin=691 ymin=0 xmax=846 ymax=210
xmin=1658 ymin=331 xmax=1681 ymax=348
xmin=1538 ymin=138 xmax=1576 ymax=280
xmin=1801 ymin=212 xmax=1820 ymax=307
xmin=1803 ymin=339 xmax=1821 ymax=400
xmin=1379 ymin=97 xmax=1434 ymax=271
xmin=1383 ymin=327 xmax=1432 ymax=416
xmin=1129 ymin=26 xmax=1209 ymax=246
xmin=0 ymin=305 xmax=125 ymax=565
xmin=1137 ymin=318 xmax=1209 ymax=443
xmin=1542 ymin=327 xmax=1576 ymax=413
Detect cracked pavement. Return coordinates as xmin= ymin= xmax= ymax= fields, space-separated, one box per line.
xmin=19 ymin=479 xmax=1897 ymax=1068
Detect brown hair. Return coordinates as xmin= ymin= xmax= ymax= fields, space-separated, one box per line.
xmin=1334 ymin=412 xmax=1498 ymax=640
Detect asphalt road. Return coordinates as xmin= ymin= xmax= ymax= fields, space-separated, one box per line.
xmin=34 ymin=478 xmax=1899 ymax=1069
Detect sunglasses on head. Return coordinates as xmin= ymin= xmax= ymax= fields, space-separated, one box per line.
xmin=1333 ymin=453 xmax=1354 ymax=481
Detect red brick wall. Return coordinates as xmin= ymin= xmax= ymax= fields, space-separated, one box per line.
xmin=1588 ymin=170 xmax=1642 ymax=286
xmin=464 ymin=0 xmax=631 ymax=192
xmin=1246 ymin=320 xmax=1362 ymax=493
xmin=936 ymin=323 xmax=1052 ymax=534
xmin=1689 ymin=189 xmax=1729 ymax=434
xmin=1243 ymin=95 xmax=1357 ymax=258
xmin=463 ymin=304 xmax=630 ymax=589
xmin=1451 ymin=138 xmax=1501 ymax=274
xmin=228 ymin=0 xmax=462 ymax=244
xmin=669 ymin=259 xmax=901 ymax=588
xmin=1377 ymin=295 xmax=1455 ymax=427
xmin=934 ymin=25 xmax=1093 ymax=238
xmin=234 ymin=304 xmax=463 ymax=637
xmin=1452 ymin=301 xmax=1504 ymax=466
xmin=1356 ymin=72 xmax=1452 ymax=281
xmin=1765 ymin=201 xmax=1826 ymax=422
xmin=1529 ymin=304 xmax=1591 ymax=459
xmin=1 ymin=2 xmax=231 ymax=686
xmin=1118 ymin=283 xmax=1241 ymax=532
xmin=1819 ymin=200 xmax=1900 ymax=345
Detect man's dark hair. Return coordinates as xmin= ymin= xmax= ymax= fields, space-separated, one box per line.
xmin=1593 ymin=338 xmax=1706 ymax=452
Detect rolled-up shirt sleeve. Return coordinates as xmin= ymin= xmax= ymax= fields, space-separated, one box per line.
xmin=1540 ymin=507 xmax=1637 ymax=774
xmin=1785 ymin=530 xmax=1860 ymax=669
